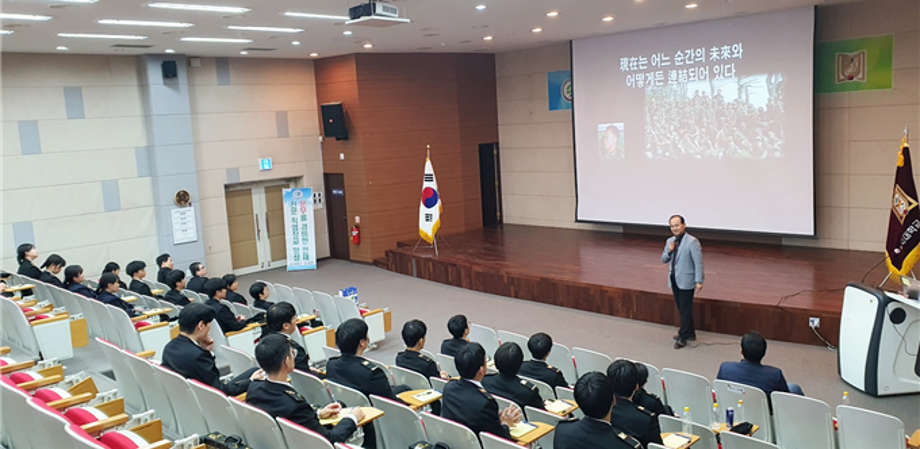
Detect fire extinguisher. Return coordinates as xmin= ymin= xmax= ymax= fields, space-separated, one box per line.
xmin=351 ymin=225 xmax=360 ymax=245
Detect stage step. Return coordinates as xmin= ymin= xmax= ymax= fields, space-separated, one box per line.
xmin=372 ymin=257 xmax=389 ymax=269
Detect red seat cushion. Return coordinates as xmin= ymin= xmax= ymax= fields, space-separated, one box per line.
xmin=64 ymin=407 xmax=108 ymax=425
xmin=99 ymin=430 xmax=149 ymax=449
xmin=28 ymin=314 xmax=50 ymax=321
xmin=9 ymin=371 xmax=41 ymax=384
xmin=133 ymin=321 xmax=151 ymax=330
xmin=33 ymin=387 xmax=69 ymax=403
xmin=0 ymin=357 xmax=10 ymax=367
xmin=359 ymin=310 xmax=367 ymax=316
xmin=67 ymin=425 xmax=111 ymax=449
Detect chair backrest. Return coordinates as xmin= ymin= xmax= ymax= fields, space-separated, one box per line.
xmin=391 ymin=365 xmax=432 ymax=391
xmin=0 ymin=298 xmax=42 ymax=357
xmin=154 ymin=281 xmax=170 ymax=292
xmin=326 ymin=380 xmax=371 ymax=408
xmin=658 ymin=414 xmax=682 ymax=433
xmin=496 ymin=330 xmax=529 ymax=351
xmin=189 ymin=379 xmax=243 ymax=435
xmin=721 ymin=431 xmax=780 ymax=449
xmin=26 ymin=398 xmax=75 ymax=448
xmin=836 ymin=405 xmax=905 ymax=449
xmin=480 ymin=432 xmax=521 ymax=449
xmin=122 ymin=350 xmax=178 ymax=433
xmin=277 ymin=417 xmax=334 ymax=449
xmin=208 ymin=318 xmax=231 ymax=356
xmin=151 ymin=363 xmax=210 ymax=437
xmin=687 ymin=420 xmax=719 ymax=449
xmin=771 ymin=392 xmax=834 ymax=449
xmin=492 ymin=395 xmax=516 ymax=414
xmin=661 ymin=368 xmax=713 ymax=426
xmin=220 ymin=344 xmax=257 ymax=376
xmin=181 ymin=289 xmax=198 ymax=302
xmin=333 ymin=294 xmax=363 ymax=322
xmin=106 ymin=304 xmax=147 ymax=354
xmin=290 ymin=369 xmax=333 ymax=406
xmin=430 ymin=376 xmax=449 ymax=392
xmin=229 ymin=397 xmax=288 ymax=449
xmin=553 ymin=386 xmax=584 ymax=418
xmin=274 ymin=284 xmax=303 ymax=315
xmin=622 ymin=358 xmax=664 ymax=400
xmin=157 ymin=299 xmax=181 ymax=318
xmin=2 ymin=376 xmax=37 ymax=449
xmin=712 ymin=379 xmax=771 ymax=441
xmin=421 ymin=411 xmax=483 ymax=449
xmin=84 ymin=279 xmax=98 ymax=290
xmin=522 ymin=406 xmax=562 ymax=449
xmin=572 ymin=347 xmax=613 ymax=378
xmin=231 ymin=302 xmax=255 ymax=319
xmin=313 ymin=291 xmax=342 ymax=329
xmin=649 ymin=444 xmax=669 ymax=449
xmin=293 ymin=287 xmax=319 ymax=316
xmin=520 ymin=375 xmax=555 ymax=400
xmin=370 ymin=395 xmax=429 ymax=449
xmin=84 ymin=298 xmax=113 ymax=341
xmin=364 ymin=357 xmax=396 ymax=386
xmin=469 ymin=324 xmax=500 ymax=359
xmin=436 ymin=353 xmax=459 ymax=377
xmin=323 ymin=346 xmax=342 ymax=360
xmin=95 ymin=337 xmax=147 ymax=412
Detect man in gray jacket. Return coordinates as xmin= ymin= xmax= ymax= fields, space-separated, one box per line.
xmin=662 ymin=215 xmax=704 ymax=349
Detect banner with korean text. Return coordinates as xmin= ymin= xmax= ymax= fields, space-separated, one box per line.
xmin=283 ymin=187 xmax=317 ymax=271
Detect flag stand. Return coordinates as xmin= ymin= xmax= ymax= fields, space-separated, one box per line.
xmin=882 ymin=127 xmax=914 ymax=289
xmin=413 ymin=235 xmax=447 ymax=257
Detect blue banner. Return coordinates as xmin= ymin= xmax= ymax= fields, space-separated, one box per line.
xmin=283 ymin=188 xmax=317 ymax=271
xmin=547 ymin=70 xmax=573 ymax=111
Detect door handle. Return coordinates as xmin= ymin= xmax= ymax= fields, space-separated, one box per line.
xmin=255 ymin=213 xmax=261 ymax=240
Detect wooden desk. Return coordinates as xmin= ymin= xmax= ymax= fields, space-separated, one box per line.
xmin=397 ymin=389 xmax=443 ymax=411
xmin=714 ymin=423 xmax=759 ymax=436
xmin=319 ymin=406 xmax=384 ymax=428
xmin=661 ymin=432 xmax=700 ymax=449
xmin=150 ymin=289 xmax=165 ymax=296
xmin=4 ymin=284 xmax=35 ymax=293
xmin=544 ymin=399 xmax=578 ymax=416
xmin=139 ymin=308 xmax=171 ymax=318
xmin=122 ymin=296 xmax=138 ymax=303
xmin=296 ymin=314 xmax=317 ymax=325
xmin=512 ymin=422 xmax=554 ymax=446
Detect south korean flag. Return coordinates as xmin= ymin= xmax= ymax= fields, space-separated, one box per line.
xmin=419 ymin=157 xmax=442 ymax=244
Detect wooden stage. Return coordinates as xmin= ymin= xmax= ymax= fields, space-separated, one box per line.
xmin=385 ymin=225 xmax=884 ymax=345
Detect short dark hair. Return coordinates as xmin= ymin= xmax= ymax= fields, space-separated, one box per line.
xmin=335 ymin=318 xmax=368 ymax=354
xmin=189 ymin=262 xmax=204 ymax=276
xmin=221 ymin=274 xmax=237 ymax=287
xmin=204 ymin=278 xmax=227 ymax=299
xmin=741 ymin=331 xmax=767 ymax=364
xmin=97 ymin=273 xmax=120 ymax=294
xmin=635 ymin=362 xmax=649 ymax=387
xmin=494 ymin=342 xmax=524 ymax=377
xmin=606 ymin=359 xmax=638 ymax=398
xmin=669 ymin=214 xmax=685 ymax=224
xmin=575 ymin=372 xmax=615 ymax=419
xmin=40 ymin=254 xmax=66 ymax=270
xmin=447 ymin=314 xmax=468 ymax=339
xmin=16 ymin=243 xmax=35 ymax=264
xmin=527 ymin=332 xmax=553 ymax=360
xmin=156 ymin=253 xmax=171 ymax=267
xmin=103 ymin=262 xmax=120 ymax=274
xmin=255 ymin=334 xmax=293 ymax=374
xmin=266 ymin=302 xmax=296 ymax=333
xmin=63 ymin=265 xmax=83 ymax=287
xmin=401 ymin=319 xmax=427 ymax=347
xmin=177 ymin=302 xmax=216 ymax=333
xmin=165 ymin=269 xmax=185 ymax=289
xmin=249 ymin=281 xmax=267 ymax=300
xmin=125 ymin=260 xmax=146 ymax=276
xmin=455 ymin=342 xmax=487 ymax=379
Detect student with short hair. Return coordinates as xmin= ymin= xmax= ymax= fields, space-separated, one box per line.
xmin=203 ymin=278 xmax=248 ymax=333
xmin=16 ymin=243 xmax=40 ymax=296
xmin=265 ymin=302 xmax=323 ymax=377
xmin=126 ymin=260 xmax=154 ymax=297
xmin=607 ymin=360 xmax=662 ymax=448
xmin=440 ymin=314 xmax=469 ymax=357
xmin=64 ymin=265 xmax=95 ymax=299
xmin=716 ymin=331 xmax=802 ymax=411
xmin=249 ymin=281 xmax=274 ymax=311
xmin=155 ymin=253 xmax=173 ymax=283
xmin=96 ymin=273 xmax=140 ymax=318
xmin=482 ymin=342 xmax=544 ymax=410
xmin=246 ymin=334 xmax=363 ymax=444
xmin=519 ymin=332 xmax=569 ymax=389
xmin=39 ymin=254 xmax=66 ymax=288
xmin=634 ymin=363 xmax=673 ymax=416
xmin=163 ymin=269 xmax=190 ymax=307
xmin=102 ymin=262 xmax=127 ymax=289
xmin=553 ymin=372 xmax=641 ymax=449
xmin=396 ymin=319 xmax=447 ymax=380
xmin=221 ymin=274 xmax=247 ymax=305
xmin=186 ymin=262 xmax=207 ymax=293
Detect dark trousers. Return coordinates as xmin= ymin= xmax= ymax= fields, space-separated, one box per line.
xmin=671 ymin=274 xmax=696 ymax=339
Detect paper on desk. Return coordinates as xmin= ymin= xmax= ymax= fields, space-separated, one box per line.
xmin=509 ymin=421 xmax=537 ymax=438
xmin=413 ymin=389 xmax=442 ymax=401
xmin=319 ymin=407 xmax=354 ymax=426
xmin=545 ymin=400 xmax=572 ymax=415
xmin=663 ymin=433 xmax=692 ymax=448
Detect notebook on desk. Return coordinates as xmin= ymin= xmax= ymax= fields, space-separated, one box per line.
xmin=509 ymin=421 xmax=537 ymax=438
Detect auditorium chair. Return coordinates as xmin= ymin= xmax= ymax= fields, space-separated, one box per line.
xmin=326 ymin=380 xmax=372 ymax=409
xmin=324 ymin=345 xmax=342 ymax=360
xmin=277 ymin=417 xmax=336 ymax=449
xmin=720 ymin=431 xmax=780 ymax=449
xmin=290 ymin=368 xmax=333 ymax=406
xmin=333 ymin=293 xmax=388 ymax=345
xmin=363 ymin=356 xmax=397 ymax=386
xmin=2 ymin=296 xmax=74 ymax=360
xmin=229 ymin=396 xmax=289 ymax=448
xmin=29 ymin=398 xmax=173 ymax=449
xmin=221 ymin=344 xmax=257 ymax=376
xmin=435 ymin=353 xmax=459 ymax=377
xmin=661 ymin=368 xmax=714 ymax=426
xmin=298 ymin=324 xmax=329 ymax=366
xmin=544 ymin=342 xmax=576 ymax=387
xmin=836 ymin=405 xmax=905 ymax=449
xmin=121 ymin=350 xmax=179 ymax=433
xmin=519 ymin=375 xmax=556 ymax=400
xmin=370 ymin=395 xmax=429 ymax=449
xmin=188 ymin=379 xmax=244 ymax=435
xmin=97 ymin=338 xmax=151 ymax=413
xmin=469 ymin=324 xmax=501 ymax=358
xmin=496 ymin=330 xmax=529 ymax=351
xmin=523 ymin=406 xmax=563 ymax=449
xmin=572 ymin=347 xmax=613 ymax=379
xmin=421 ymin=411 xmax=483 ymax=449
xmin=480 ymin=432 xmax=523 ymax=449
xmin=713 ymin=379 xmax=772 ymax=441
xmin=293 ymin=286 xmax=320 ymax=317
xmin=208 ymin=317 xmax=261 ymax=357
xmin=430 ymin=376 xmax=449 ymax=392
xmin=772 ymin=392 xmax=835 ymax=449
xmin=660 ymin=414 xmax=718 ymax=449
xmin=274 ymin=283 xmax=304 ymax=315
xmin=103 ymin=304 xmax=173 ymax=362
xmin=150 ymin=362 xmax=210 ymax=437
xmin=1 ymin=374 xmax=38 ymax=448
xmin=314 ymin=290 xmax=343 ymax=329
xmin=617 ymin=357 xmax=665 ymax=401
xmin=553 ymin=386 xmax=584 ymax=418
xmin=390 ymin=364 xmax=432 ymax=391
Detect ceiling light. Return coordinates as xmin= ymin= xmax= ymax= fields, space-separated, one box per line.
xmin=58 ymin=0 xmax=99 ymax=3
xmin=58 ymin=33 xmax=149 ymax=40
xmin=483 ymin=35 xmax=493 ymax=40
xmin=531 ymin=27 xmax=542 ymax=33
xmin=602 ymin=16 xmax=614 ymax=22
xmin=0 ymin=13 xmax=52 ymax=21
xmin=0 ymin=30 xmax=13 ymax=35
xmin=362 ymin=42 xmax=373 ymax=48
xmin=343 ymin=30 xmax=353 ymax=35
xmin=98 ymin=19 xmax=194 ymax=27
xmin=227 ymin=25 xmax=303 ymax=33
xmin=180 ymin=37 xmax=253 ymax=43
xmin=56 ymin=46 xmax=68 ymax=50
xmin=546 ymin=11 xmax=559 ymax=17
xmin=239 ymin=50 xmax=248 ymax=55
xmin=475 ymin=4 xmax=486 ymax=10
xmin=686 ymin=3 xmax=698 ymax=8
xmin=165 ymin=48 xmax=175 ymax=53
xmin=147 ymin=3 xmax=250 ymax=13
xmin=292 ymin=41 xmax=301 ymax=45
xmin=309 ymin=52 xmax=319 ymax=57
xmin=283 ymin=12 xmax=349 ymax=20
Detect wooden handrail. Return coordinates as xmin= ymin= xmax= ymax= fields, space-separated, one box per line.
xmin=362 ymin=308 xmax=384 ymax=317
xmin=30 ymin=313 xmax=70 ymax=326
xmin=46 ymin=392 xmax=95 ymax=411
xmin=36 ymin=364 xmax=65 ymax=378
xmin=135 ymin=350 xmax=156 ymax=359
xmin=302 ymin=325 xmax=326 ymax=336
xmin=0 ymin=346 xmax=10 ymax=355
xmin=16 ymin=300 xmax=38 ymax=309
xmin=136 ymin=322 xmax=170 ymax=333
xmin=0 ymin=360 xmax=35 ymax=374
xmin=81 ymin=414 xmax=130 ymax=435
xmin=226 ymin=322 xmax=264 ymax=337
xmin=17 ymin=374 xmax=64 ymax=391
xmin=23 ymin=305 xmax=54 ymax=317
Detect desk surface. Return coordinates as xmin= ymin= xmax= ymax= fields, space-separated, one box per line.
xmin=512 ymin=422 xmax=554 ymax=446
xmin=661 ymin=432 xmax=701 ymax=449
xmin=714 ymin=423 xmax=759 ymax=436
xmin=884 ymin=291 xmax=920 ymax=311
xmin=319 ymin=406 xmax=384 ymax=427
xmin=398 ymin=389 xmax=443 ymax=410
xmin=4 ymin=284 xmax=34 ymax=293
xmin=545 ymin=399 xmax=578 ymax=416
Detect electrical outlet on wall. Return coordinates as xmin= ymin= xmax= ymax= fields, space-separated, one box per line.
xmin=313 ymin=191 xmax=324 ymax=210
xmin=809 ymin=317 xmax=820 ymax=328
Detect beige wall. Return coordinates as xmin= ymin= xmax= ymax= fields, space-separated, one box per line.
xmin=496 ymin=0 xmax=920 ymax=251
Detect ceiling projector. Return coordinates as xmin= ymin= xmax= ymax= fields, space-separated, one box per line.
xmin=346 ymin=1 xmax=410 ymax=27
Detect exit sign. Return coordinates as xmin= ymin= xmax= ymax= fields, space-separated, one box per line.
xmin=259 ymin=158 xmax=273 ymax=171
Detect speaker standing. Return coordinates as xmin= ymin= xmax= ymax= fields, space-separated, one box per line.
xmin=662 ymin=215 xmax=704 ymax=349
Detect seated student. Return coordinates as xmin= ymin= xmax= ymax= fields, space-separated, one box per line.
xmin=265 ymin=302 xmax=324 ymax=377
xmin=482 ymin=342 xmax=544 ymax=410
xmin=16 ymin=243 xmax=41 ymax=296
xmin=95 ymin=273 xmax=141 ymax=318
xmin=396 ymin=319 xmax=448 ymax=380
xmin=554 ymin=372 xmax=642 ymax=449
xmin=161 ymin=303 xmax=264 ymax=396
xmin=440 ymin=314 xmax=470 ymax=357
xmin=126 ymin=261 xmax=154 ymax=297
xmin=39 ymin=254 xmax=66 ymax=288
xmin=249 ymin=281 xmax=274 ymax=311
xmin=0 ymin=271 xmax=12 ymax=298
xmin=222 ymin=274 xmax=247 ymax=305
xmin=102 ymin=262 xmax=127 ymax=289
xmin=203 ymin=278 xmax=249 ymax=334
xmin=607 ymin=360 xmax=663 ymax=448
xmin=155 ymin=253 xmax=173 ymax=283
xmin=519 ymin=332 xmax=569 ymax=389
xmin=64 ymin=265 xmax=96 ymax=299
xmin=186 ymin=262 xmax=208 ymax=294
xmin=441 ymin=342 xmax=521 ymax=441
xmin=634 ymin=363 xmax=673 ymax=416
xmin=163 ymin=270 xmax=190 ymax=307
xmin=716 ymin=331 xmax=803 ymax=411
xmin=247 ymin=334 xmax=363 ymax=444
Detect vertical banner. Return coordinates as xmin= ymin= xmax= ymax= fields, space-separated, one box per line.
xmin=816 ymin=35 xmax=893 ymax=93
xmin=547 ymin=69 xmax=573 ymax=111
xmin=283 ymin=187 xmax=317 ymax=271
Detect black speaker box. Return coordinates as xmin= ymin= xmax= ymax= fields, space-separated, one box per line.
xmin=162 ymin=60 xmax=178 ymax=79
xmin=321 ymin=102 xmax=348 ymax=141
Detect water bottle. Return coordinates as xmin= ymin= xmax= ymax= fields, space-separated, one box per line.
xmin=711 ymin=403 xmax=721 ymax=431
xmin=841 ymin=391 xmax=850 ymax=406
xmin=736 ymin=399 xmax=745 ymax=423
xmin=681 ymin=407 xmax=692 ymax=434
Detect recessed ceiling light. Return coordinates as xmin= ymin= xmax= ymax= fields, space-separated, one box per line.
xmin=483 ymin=35 xmax=493 ymax=40
xmin=98 ymin=19 xmax=194 ymax=27
xmin=284 ymin=12 xmax=349 ymax=20
xmin=531 ymin=27 xmax=542 ymax=33
xmin=0 ymin=30 xmax=13 ymax=35
xmin=686 ymin=3 xmax=698 ymax=8
xmin=309 ymin=52 xmax=319 ymax=57
xmin=147 ymin=3 xmax=250 ymax=13
xmin=363 ymin=42 xmax=373 ymax=48
xmin=343 ymin=30 xmax=353 ymax=35
xmin=602 ymin=15 xmax=614 ymax=22
xmin=58 ymin=0 xmax=99 ymax=3
xmin=239 ymin=50 xmax=248 ymax=55
xmin=180 ymin=37 xmax=253 ymax=43
xmin=292 ymin=41 xmax=301 ymax=45
xmin=56 ymin=46 xmax=68 ymax=50
xmin=546 ymin=11 xmax=559 ymax=17
xmin=475 ymin=4 xmax=486 ymax=10
xmin=227 ymin=25 xmax=303 ymax=33
xmin=165 ymin=48 xmax=175 ymax=53
xmin=0 ymin=13 xmax=52 ymax=21
xmin=58 ymin=33 xmax=149 ymax=40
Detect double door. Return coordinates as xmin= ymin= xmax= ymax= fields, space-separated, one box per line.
xmin=225 ymin=182 xmax=290 ymax=274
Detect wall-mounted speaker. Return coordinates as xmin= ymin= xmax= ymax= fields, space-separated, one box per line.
xmin=162 ymin=60 xmax=178 ymax=79
xmin=321 ymin=102 xmax=348 ymax=141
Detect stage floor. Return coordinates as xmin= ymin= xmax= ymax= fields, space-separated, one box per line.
xmin=385 ymin=225 xmax=884 ymax=345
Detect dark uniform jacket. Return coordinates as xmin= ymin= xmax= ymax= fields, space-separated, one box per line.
xmin=276 ymin=332 xmax=321 ymax=377
xmin=396 ymin=350 xmax=440 ymax=380
xmin=252 ymin=298 xmax=274 ymax=311
xmin=205 ymin=298 xmax=247 ymax=333
xmin=129 ymin=279 xmax=154 ymax=297
xmin=716 ymin=360 xmax=789 ymax=409
xmin=17 ymin=261 xmax=41 ymax=296
xmin=246 ymin=379 xmax=356 ymax=443
xmin=226 ymin=290 xmax=248 ymax=305
xmin=97 ymin=291 xmax=138 ymax=317
xmin=440 ymin=338 xmax=468 ymax=357
xmin=162 ymin=334 xmax=250 ymax=396
xmin=39 ymin=271 xmax=64 ymax=288
xmin=325 ymin=353 xmax=398 ymax=401
xmin=519 ymin=360 xmax=568 ymax=389
xmin=68 ymin=283 xmax=96 ymax=299
xmin=554 ymin=418 xmax=641 ymax=449
xmin=610 ymin=397 xmax=662 ymax=448
xmin=186 ymin=276 xmax=207 ymax=294
xmin=163 ymin=289 xmax=190 ymax=307
xmin=441 ymin=379 xmax=513 ymax=440
xmin=634 ymin=387 xmax=673 ymax=417
xmin=482 ymin=374 xmax=544 ymax=410
xmin=157 ymin=267 xmax=171 ymax=283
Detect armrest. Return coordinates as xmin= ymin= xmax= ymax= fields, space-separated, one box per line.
xmin=226 ymin=322 xmax=263 ymax=337
xmin=46 ymin=392 xmax=95 ymax=410
xmin=1 ymin=360 xmax=36 ymax=374
xmin=235 ymin=392 xmax=247 ymax=401
xmin=94 ymin=398 xmax=125 ymax=417
xmin=67 ymin=376 xmax=99 ymax=397
xmin=302 ymin=325 xmax=326 ymax=336
xmin=23 ymin=305 xmax=54 ymax=317
xmin=129 ymin=419 xmax=163 ymax=443
xmin=36 ymin=364 xmax=65 ymax=378
xmin=136 ymin=322 xmax=170 ymax=333
xmin=362 ymin=308 xmax=384 ymax=317
xmin=81 ymin=414 xmax=131 ymax=435
xmin=122 ymin=296 xmax=138 ymax=303
xmin=17 ymin=374 xmax=64 ymax=391
xmin=131 ymin=315 xmax=147 ymax=323
xmin=17 ymin=300 xmax=38 ymax=308
xmin=0 ymin=346 xmax=10 ymax=355
xmin=31 ymin=313 xmax=70 ymax=326
xmin=135 ymin=350 xmax=156 ymax=359
xmin=296 ymin=314 xmax=317 ymax=325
